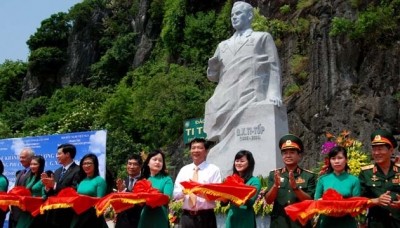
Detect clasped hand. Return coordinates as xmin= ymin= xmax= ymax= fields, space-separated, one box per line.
xmin=374 ymin=191 xmax=400 ymax=208
xmin=273 ymin=170 xmax=298 ymax=190
xmin=116 ymin=178 xmax=126 ymax=192
xmin=40 ymin=172 xmax=55 ymax=189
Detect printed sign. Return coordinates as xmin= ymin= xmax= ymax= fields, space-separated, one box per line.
xmin=183 ymin=118 xmax=207 ymax=144
xmin=0 ymin=130 xmax=107 ymax=189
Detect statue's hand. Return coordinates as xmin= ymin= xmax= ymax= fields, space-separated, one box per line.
xmin=269 ymin=97 xmax=282 ymax=107
xmin=207 ymin=56 xmax=221 ymax=82
xmin=208 ymin=56 xmax=221 ymax=70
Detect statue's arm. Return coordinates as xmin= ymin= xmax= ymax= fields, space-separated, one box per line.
xmin=207 ymin=46 xmax=221 ymax=82
xmin=264 ymin=33 xmax=282 ymax=106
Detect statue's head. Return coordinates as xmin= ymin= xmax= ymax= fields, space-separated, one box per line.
xmin=231 ymin=1 xmax=254 ymax=32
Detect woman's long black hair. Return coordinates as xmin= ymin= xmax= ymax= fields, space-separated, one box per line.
xmin=30 ymin=155 xmax=45 ymax=185
xmin=232 ymin=150 xmax=255 ymax=183
xmin=78 ymin=153 xmax=100 ymax=182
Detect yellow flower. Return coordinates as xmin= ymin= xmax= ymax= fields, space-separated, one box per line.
xmin=321 ymin=131 xmax=371 ymax=176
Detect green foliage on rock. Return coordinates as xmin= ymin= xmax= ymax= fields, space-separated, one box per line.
xmin=296 ymin=0 xmax=316 ymax=10
xmin=28 ymin=47 xmax=67 ymax=73
xmin=395 ymin=92 xmax=400 ymax=101
xmin=330 ymin=1 xmax=400 ymax=44
xmin=182 ymin=11 xmax=218 ymax=65
xmin=253 ymin=9 xmax=291 ymax=42
xmin=290 ymin=54 xmax=309 ymax=82
xmin=329 ymin=17 xmax=353 ymax=37
xmin=284 ymin=83 xmax=301 ymax=98
xmin=68 ymin=0 xmax=106 ymax=29
xmin=89 ymin=32 xmax=137 ymax=87
xmin=161 ymin=0 xmax=187 ymax=59
xmin=280 ymin=5 xmax=291 ymax=14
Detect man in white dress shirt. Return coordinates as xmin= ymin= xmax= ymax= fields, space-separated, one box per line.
xmin=173 ymin=138 xmax=222 ymax=228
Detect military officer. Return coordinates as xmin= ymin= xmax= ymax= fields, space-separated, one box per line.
xmin=265 ymin=134 xmax=317 ymax=228
xmin=359 ymin=129 xmax=400 ymax=228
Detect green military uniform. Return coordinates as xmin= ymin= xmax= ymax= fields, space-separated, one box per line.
xmin=267 ymin=134 xmax=317 ymax=228
xmin=358 ymin=129 xmax=400 ymax=228
xmin=359 ymin=163 xmax=400 ymax=228
xmin=267 ymin=167 xmax=317 ymax=228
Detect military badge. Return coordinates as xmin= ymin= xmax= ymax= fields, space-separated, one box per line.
xmin=371 ymin=175 xmax=379 ymax=182
xmin=374 ymin=135 xmax=382 ymax=141
xmin=295 ymin=177 xmax=305 ymax=184
xmin=392 ymin=176 xmax=400 ymax=184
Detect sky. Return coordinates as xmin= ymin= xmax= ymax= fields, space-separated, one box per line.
xmin=0 ymin=0 xmax=82 ymax=64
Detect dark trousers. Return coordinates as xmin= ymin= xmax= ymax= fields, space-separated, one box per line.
xmin=180 ymin=209 xmax=217 ymax=228
xmin=44 ymin=208 xmax=75 ymax=228
xmin=115 ymin=206 xmax=142 ymax=228
xmin=368 ymin=215 xmax=400 ymax=228
xmin=8 ymin=207 xmax=21 ymax=228
xmin=0 ymin=210 xmax=6 ymax=228
xmin=70 ymin=208 xmax=108 ymax=228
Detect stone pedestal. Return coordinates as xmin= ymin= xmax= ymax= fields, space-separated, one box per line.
xmin=207 ymin=103 xmax=288 ymax=177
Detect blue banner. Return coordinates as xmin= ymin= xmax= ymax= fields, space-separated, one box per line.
xmin=0 ymin=130 xmax=107 ymax=189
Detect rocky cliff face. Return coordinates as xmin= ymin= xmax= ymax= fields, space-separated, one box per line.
xmin=59 ymin=7 xmax=106 ymax=87
xmin=22 ymin=0 xmax=157 ymax=97
xmin=22 ymin=7 xmax=106 ymax=98
xmin=259 ymin=0 xmax=400 ymax=167
xmin=22 ymin=0 xmax=399 ymax=169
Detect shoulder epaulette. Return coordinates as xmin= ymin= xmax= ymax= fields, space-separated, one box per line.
xmin=269 ymin=168 xmax=283 ymax=174
xmin=393 ymin=163 xmax=400 ymax=172
xmin=272 ymin=168 xmax=283 ymax=172
xmin=361 ymin=164 xmax=374 ymax=170
xmin=302 ymin=169 xmax=316 ymax=174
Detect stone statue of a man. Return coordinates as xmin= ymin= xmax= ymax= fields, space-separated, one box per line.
xmin=205 ymin=1 xmax=282 ymax=142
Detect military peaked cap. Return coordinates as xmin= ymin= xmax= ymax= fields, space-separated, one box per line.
xmin=371 ymin=129 xmax=398 ymax=148
xmin=279 ymin=134 xmax=304 ymax=153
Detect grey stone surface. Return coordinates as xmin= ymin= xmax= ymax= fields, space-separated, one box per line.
xmin=205 ymin=1 xmax=283 ymax=143
xmin=207 ymin=103 xmax=287 ymax=177
xmin=205 ymin=2 xmax=287 ymax=176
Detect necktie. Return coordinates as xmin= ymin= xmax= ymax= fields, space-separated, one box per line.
xmin=60 ymin=168 xmax=67 ymax=180
xmin=189 ymin=166 xmax=199 ymax=208
xmin=235 ymin=33 xmax=243 ymax=48
xmin=128 ymin=178 xmax=134 ymax=191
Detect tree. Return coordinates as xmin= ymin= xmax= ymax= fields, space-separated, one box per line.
xmin=27 ymin=12 xmax=72 ymax=51
xmin=0 ymin=60 xmax=27 ymax=101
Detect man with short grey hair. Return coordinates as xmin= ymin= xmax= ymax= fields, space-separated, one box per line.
xmin=9 ymin=148 xmax=34 ymax=228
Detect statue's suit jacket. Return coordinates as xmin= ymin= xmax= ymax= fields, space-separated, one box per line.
xmin=205 ymin=29 xmax=281 ymax=141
